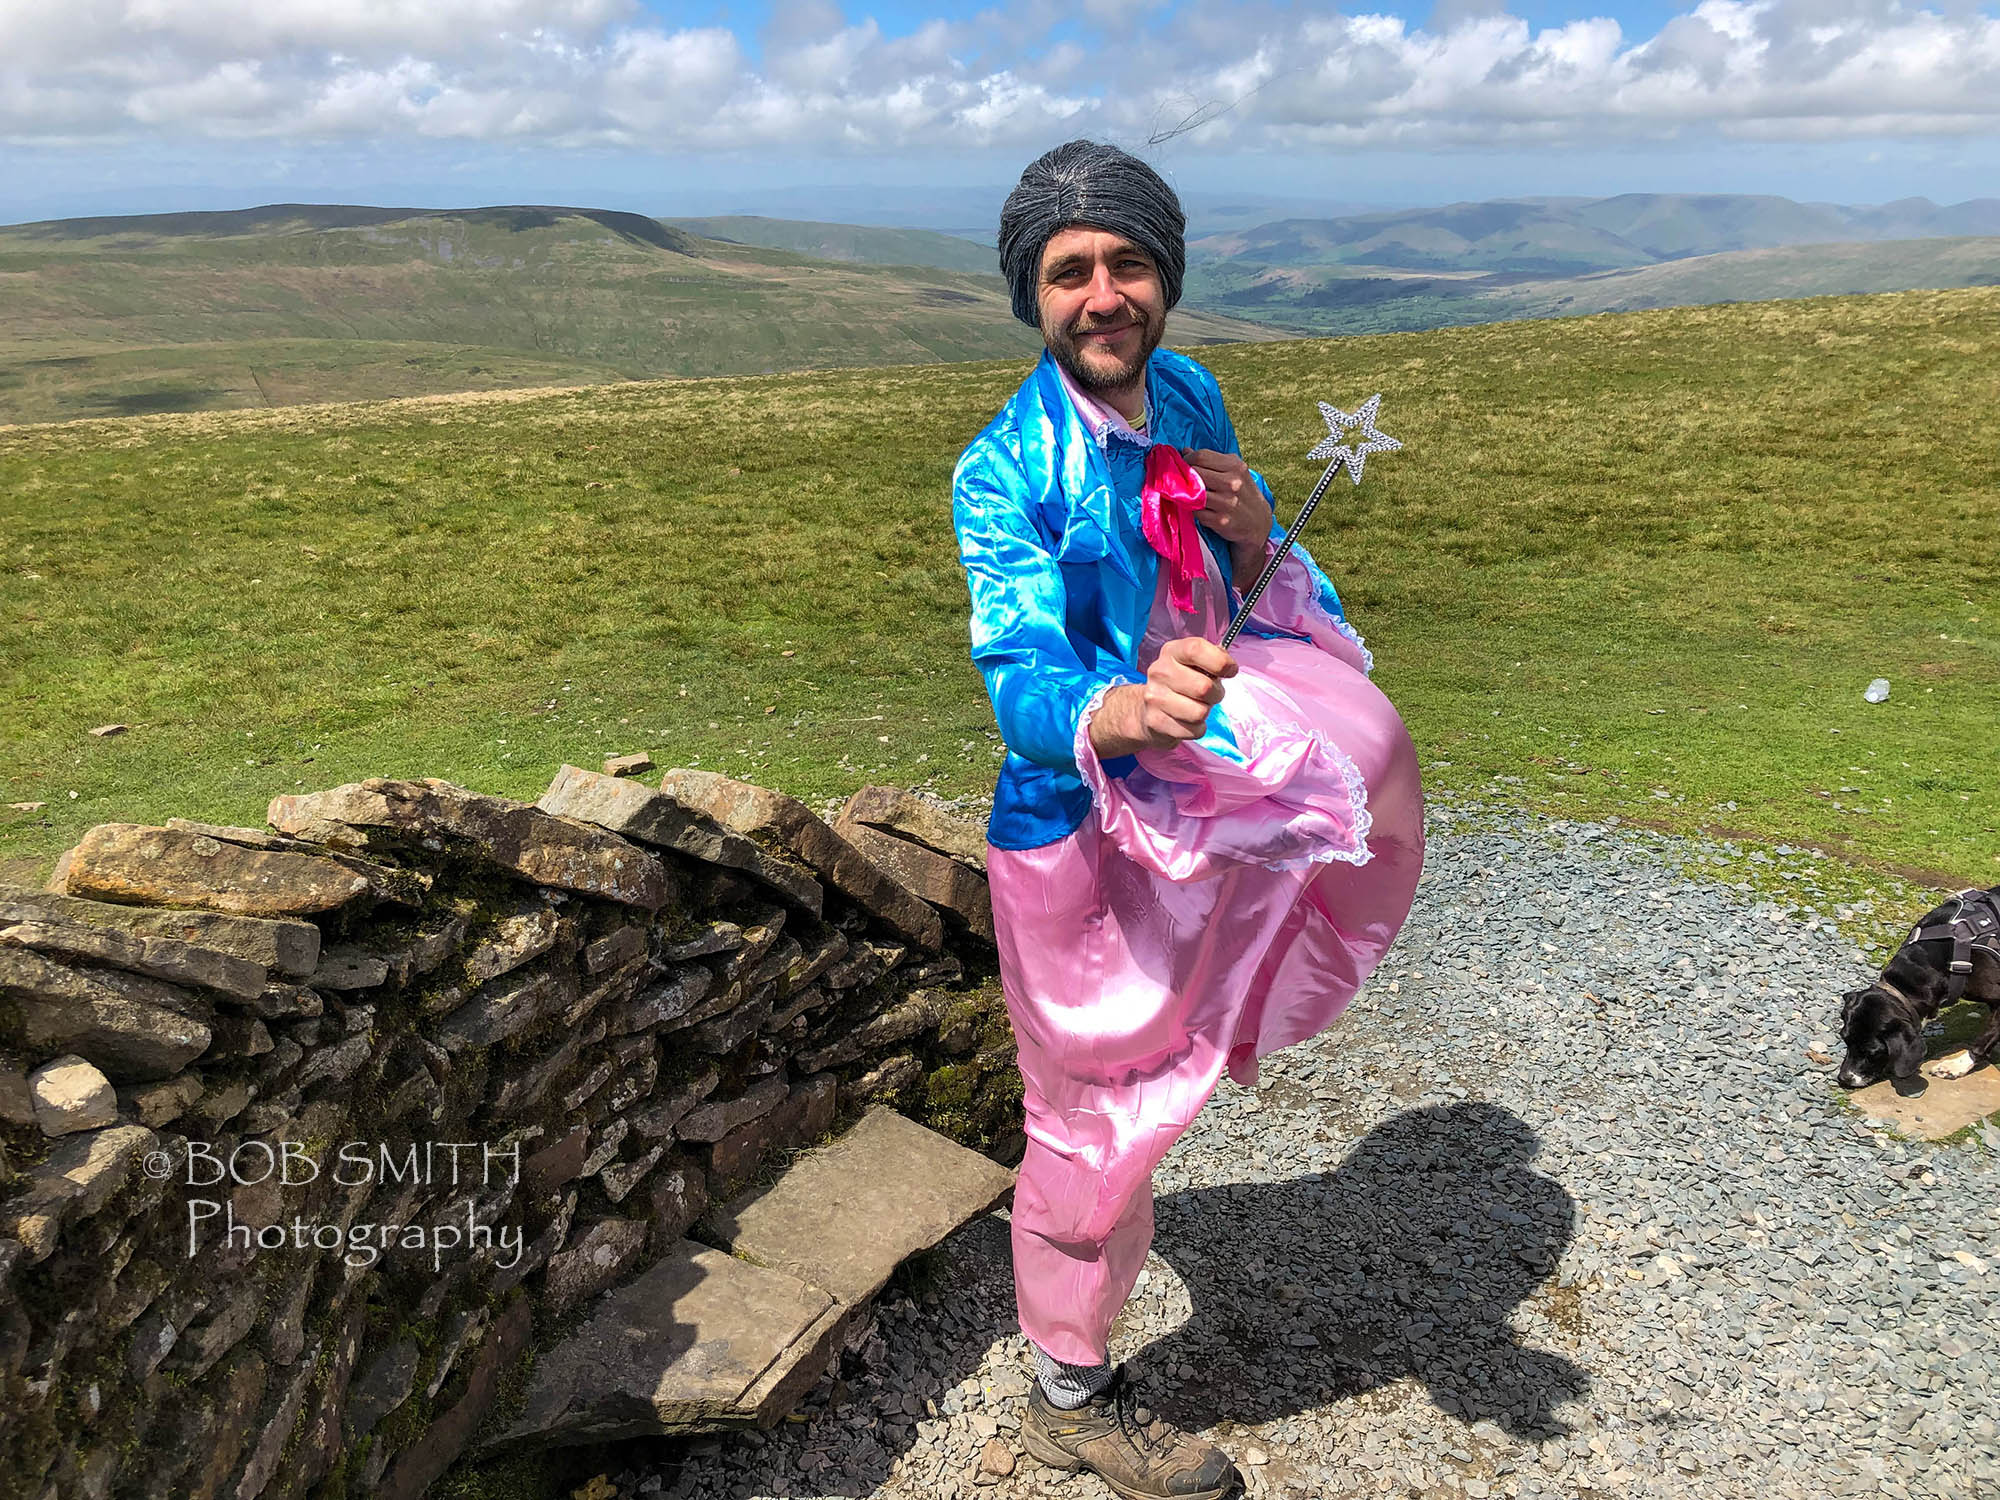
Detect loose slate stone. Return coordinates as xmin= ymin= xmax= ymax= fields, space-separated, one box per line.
xmin=311 ymin=944 xmax=391 ymax=992
xmin=436 ymin=963 xmax=578 ymax=1053
xmin=630 ymin=1068 xmax=721 ymax=1140
xmin=584 ymin=923 xmax=647 ymax=974
xmin=706 ymin=1106 xmax=1016 ymax=1307
xmin=834 ymin=821 xmax=995 ymax=945
xmin=0 ymin=1067 xmax=35 ymax=1127
xmin=796 ymin=990 xmax=944 ymax=1074
xmin=679 ymin=1075 xmax=791 ymax=1143
xmin=0 ymin=947 xmax=213 ymax=1080
xmin=709 ymin=1075 xmax=837 ymax=1188
xmin=843 ymin=1053 xmax=924 ymax=1108
xmin=659 ymin=770 xmax=942 ymax=950
xmin=485 ymin=1016 xmax=606 ymax=1122
xmin=685 ymin=985 xmax=776 ymax=1055
xmin=269 ymin=777 xmax=669 ymax=910
xmin=0 ymin=883 xmax=328 ymax=977
xmin=1 ymin=1123 xmax=158 ymax=1263
xmin=646 ymin=1156 xmax=709 ymax=1252
xmin=115 ymin=1073 xmax=205 ymax=1128
xmin=28 ymin=1053 xmax=118 ymax=1135
xmin=482 ymin=1241 xmax=841 ymax=1447
xmin=542 ymin=1216 xmax=650 ymax=1315
xmin=839 ymin=784 xmax=989 ymax=871
xmin=0 ymin=913 xmax=267 ymax=1000
xmin=535 ymin=765 xmax=821 ymax=914
xmin=49 ymin=824 xmax=418 ymax=919
xmin=466 ymin=903 xmax=566 ymax=985
xmin=603 ymin=965 xmax=712 ymax=1036
xmin=659 ymin=919 xmax=744 ymax=962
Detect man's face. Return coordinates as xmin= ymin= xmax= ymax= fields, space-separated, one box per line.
xmin=1036 ymin=226 xmax=1167 ymax=396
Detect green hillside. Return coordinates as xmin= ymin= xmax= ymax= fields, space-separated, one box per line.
xmin=1194 ymin=202 xmax=1659 ymax=276
xmin=3 ymin=288 xmax=1995 ymax=892
xmin=1191 ymin=236 xmax=2000 ymax=336
xmin=663 ymin=215 xmax=996 ymax=274
xmin=0 ymin=204 xmax=1283 ymax=426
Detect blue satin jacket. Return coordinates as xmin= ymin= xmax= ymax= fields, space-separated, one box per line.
xmin=953 ymin=346 xmax=1359 ymax=851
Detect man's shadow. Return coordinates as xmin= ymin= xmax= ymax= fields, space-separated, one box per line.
xmin=1137 ymin=1101 xmax=1587 ymax=1439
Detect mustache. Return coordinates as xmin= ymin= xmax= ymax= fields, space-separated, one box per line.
xmin=1067 ymin=312 xmax=1146 ymax=336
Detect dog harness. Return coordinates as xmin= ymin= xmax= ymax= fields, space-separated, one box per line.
xmin=1907 ymin=888 xmax=2000 ymax=1004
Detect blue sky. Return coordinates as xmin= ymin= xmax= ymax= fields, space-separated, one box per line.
xmin=3 ymin=0 xmax=1998 ymax=225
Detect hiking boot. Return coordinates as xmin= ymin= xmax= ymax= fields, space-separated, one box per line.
xmin=1021 ymin=1364 xmax=1242 ymax=1500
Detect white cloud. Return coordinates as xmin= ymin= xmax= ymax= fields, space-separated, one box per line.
xmin=1 ymin=0 xmax=1997 ymax=154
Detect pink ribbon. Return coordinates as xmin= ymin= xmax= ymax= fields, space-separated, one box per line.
xmin=1140 ymin=444 xmax=1208 ymax=614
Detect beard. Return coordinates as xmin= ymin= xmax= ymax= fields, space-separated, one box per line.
xmin=1045 ymin=303 xmax=1165 ymax=396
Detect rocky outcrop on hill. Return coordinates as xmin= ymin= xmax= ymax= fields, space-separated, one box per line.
xmin=0 ymin=769 xmax=1017 ymax=1500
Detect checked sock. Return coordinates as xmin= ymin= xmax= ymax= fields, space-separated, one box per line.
xmin=1032 ymin=1342 xmax=1117 ymax=1410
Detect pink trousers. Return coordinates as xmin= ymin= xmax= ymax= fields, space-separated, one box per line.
xmin=988 ymin=553 xmax=1424 ymax=1366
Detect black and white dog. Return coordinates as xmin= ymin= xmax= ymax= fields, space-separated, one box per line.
xmin=1837 ymin=886 xmax=2000 ymax=1092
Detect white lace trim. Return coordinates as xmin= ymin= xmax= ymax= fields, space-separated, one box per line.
xmin=1072 ymin=678 xmax=1128 ymax=836
xmin=1071 ymin=679 xmax=1375 ymax=871
xmin=1085 ymin=415 xmax=1152 ymax=452
xmin=1226 ymin=709 xmax=1376 ymax=870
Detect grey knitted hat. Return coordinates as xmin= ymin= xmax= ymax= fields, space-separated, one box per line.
xmin=997 ymin=140 xmax=1186 ymax=328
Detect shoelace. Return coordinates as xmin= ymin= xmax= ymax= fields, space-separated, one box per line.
xmin=1102 ymin=1373 xmax=1171 ymax=1456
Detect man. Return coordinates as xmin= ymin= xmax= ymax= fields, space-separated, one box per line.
xmin=953 ymin=140 xmax=1424 ymax=1498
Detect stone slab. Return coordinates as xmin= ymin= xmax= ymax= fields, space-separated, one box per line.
xmin=834 ymin=820 xmax=994 ymax=945
xmin=0 ymin=913 xmax=267 ymax=1000
xmin=269 ymin=777 xmax=669 ymax=910
xmin=0 ymin=946 xmax=213 ymax=1081
xmin=49 ymin=823 xmax=419 ymax=918
xmin=840 ymin=785 xmax=989 ymax=871
xmin=536 ymin=765 xmax=822 ymax=915
xmin=704 ymin=1105 xmax=1015 ymax=1308
xmin=1851 ymin=1066 xmax=2000 ymax=1141
xmin=660 ymin=770 xmax=942 ymax=950
xmin=482 ymin=1240 xmax=838 ymax=1449
xmin=0 ymin=891 xmax=323 ymax=979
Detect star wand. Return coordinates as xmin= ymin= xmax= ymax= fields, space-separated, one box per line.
xmin=1218 ymin=394 xmax=1402 ymax=651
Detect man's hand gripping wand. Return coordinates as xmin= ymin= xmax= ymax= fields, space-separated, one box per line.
xmin=1218 ymin=394 xmax=1402 ymax=651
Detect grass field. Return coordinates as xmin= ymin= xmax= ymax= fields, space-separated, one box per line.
xmin=2 ymin=288 xmax=1995 ymax=891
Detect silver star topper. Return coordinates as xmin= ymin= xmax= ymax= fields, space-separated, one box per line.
xmin=1220 ymin=392 xmax=1406 ymax=650
xmin=1304 ymin=393 xmax=1402 ymax=485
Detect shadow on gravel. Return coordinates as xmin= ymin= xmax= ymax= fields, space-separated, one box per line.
xmin=1142 ymin=1102 xmax=1587 ymax=1440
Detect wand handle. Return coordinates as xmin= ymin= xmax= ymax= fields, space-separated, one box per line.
xmin=1218 ymin=459 xmax=1341 ymax=650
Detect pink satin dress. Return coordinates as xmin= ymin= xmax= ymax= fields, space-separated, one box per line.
xmin=987 ymin=519 xmax=1425 ymax=1367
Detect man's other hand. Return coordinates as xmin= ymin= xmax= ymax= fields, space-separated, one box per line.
xmin=1180 ymin=448 xmax=1271 ymax=546
xmin=1088 ymin=638 xmax=1238 ymax=758
xmin=1181 ymin=447 xmax=1275 ymax=590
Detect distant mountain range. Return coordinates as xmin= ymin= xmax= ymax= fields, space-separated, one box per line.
xmin=664 ymin=216 xmax=996 ymax=275
xmin=1182 ymin=193 xmax=2000 ymax=334
xmin=1191 ymin=193 xmax=2000 ymax=276
xmin=0 ymin=203 xmax=1281 ymax=426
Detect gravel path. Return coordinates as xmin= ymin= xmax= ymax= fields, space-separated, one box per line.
xmin=622 ymin=805 xmax=1999 ymax=1500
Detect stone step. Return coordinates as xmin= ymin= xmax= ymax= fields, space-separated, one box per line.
xmin=483 ymin=1107 xmax=1014 ymax=1449
xmin=704 ymin=1104 xmax=1017 ymax=1307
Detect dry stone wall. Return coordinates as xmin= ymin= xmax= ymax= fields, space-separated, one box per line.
xmin=0 ymin=766 xmax=1017 ymax=1500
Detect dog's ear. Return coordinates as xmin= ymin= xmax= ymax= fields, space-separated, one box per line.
xmin=1840 ymin=988 xmax=1867 ymax=1031
xmin=1887 ymin=1019 xmax=1928 ymax=1081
